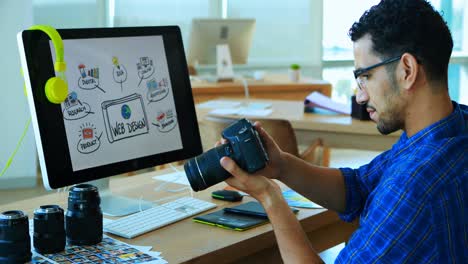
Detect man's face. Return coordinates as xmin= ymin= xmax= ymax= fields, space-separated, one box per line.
xmin=353 ymin=35 xmax=407 ymax=135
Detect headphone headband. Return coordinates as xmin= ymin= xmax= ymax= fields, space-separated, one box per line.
xmin=29 ymin=25 xmax=66 ymax=72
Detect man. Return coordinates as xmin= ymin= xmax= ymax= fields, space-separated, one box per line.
xmin=218 ymin=0 xmax=467 ymax=263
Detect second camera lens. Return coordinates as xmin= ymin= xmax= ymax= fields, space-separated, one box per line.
xmin=33 ymin=205 xmax=66 ymax=254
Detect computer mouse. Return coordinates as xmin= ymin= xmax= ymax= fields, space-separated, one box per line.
xmin=211 ymin=190 xmax=244 ymax=202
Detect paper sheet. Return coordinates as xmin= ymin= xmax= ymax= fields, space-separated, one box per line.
xmin=282 ymin=189 xmax=323 ymax=209
xmin=152 ymin=171 xmax=190 ymax=186
xmin=304 ymin=91 xmax=351 ymax=115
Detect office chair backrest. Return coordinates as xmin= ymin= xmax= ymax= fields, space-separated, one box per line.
xmin=202 ymin=116 xmax=300 ymax=156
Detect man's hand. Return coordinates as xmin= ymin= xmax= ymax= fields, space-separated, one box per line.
xmin=215 ymin=121 xmax=285 ymax=201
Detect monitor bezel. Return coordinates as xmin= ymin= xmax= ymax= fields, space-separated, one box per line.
xmin=18 ymin=26 xmax=202 ymax=189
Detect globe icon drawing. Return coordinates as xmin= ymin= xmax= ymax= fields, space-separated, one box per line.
xmin=121 ymin=104 xmax=131 ymax=119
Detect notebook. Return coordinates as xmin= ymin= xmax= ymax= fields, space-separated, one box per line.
xmin=193 ymin=208 xmax=269 ymax=231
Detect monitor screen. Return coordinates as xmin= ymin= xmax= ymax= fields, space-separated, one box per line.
xmin=18 ymin=26 xmax=202 ymax=190
xmin=187 ymin=18 xmax=256 ymax=65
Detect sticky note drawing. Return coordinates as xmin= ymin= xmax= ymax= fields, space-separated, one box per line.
xmin=102 ymin=93 xmax=149 ymax=143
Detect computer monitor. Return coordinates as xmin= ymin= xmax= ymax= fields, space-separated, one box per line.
xmin=187 ymin=18 xmax=256 ymax=66
xmin=17 ymin=26 xmax=202 ymax=216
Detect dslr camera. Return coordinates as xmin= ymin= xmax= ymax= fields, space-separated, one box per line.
xmin=184 ymin=118 xmax=269 ymax=191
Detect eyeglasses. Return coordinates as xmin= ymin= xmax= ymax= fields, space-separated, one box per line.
xmin=353 ymin=55 xmax=402 ymax=90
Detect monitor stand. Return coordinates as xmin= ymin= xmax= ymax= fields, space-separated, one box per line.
xmin=86 ymin=178 xmax=153 ymax=217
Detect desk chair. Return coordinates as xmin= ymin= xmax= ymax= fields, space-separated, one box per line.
xmin=201 ymin=116 xmax=329 ymax=167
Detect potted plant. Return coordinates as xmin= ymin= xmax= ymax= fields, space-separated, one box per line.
xmin=289 ymin=63 xmax=301 ymax=82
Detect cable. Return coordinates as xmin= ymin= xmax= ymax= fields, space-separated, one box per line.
xmin=0 ymin=118 xmax=32 ymax=177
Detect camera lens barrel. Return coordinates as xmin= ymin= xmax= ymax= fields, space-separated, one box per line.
xmin=185 ymin=144 xmax=232 ymax=191
xmin=66 ymin=184 xmax=103 ymax=246
xmin=33 ymin=205 xmax=66 ymax=254
xmin=184 ymin=118 xmax=269 ymax=192
xmin=0 ymin=210 xmax=32 ymax=263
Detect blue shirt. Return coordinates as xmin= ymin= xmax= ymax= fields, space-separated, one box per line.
xmin=336 ymin=102 xmax=467 ymax=263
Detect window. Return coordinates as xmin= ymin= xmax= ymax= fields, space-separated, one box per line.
xmin=323 ymin=0 xmax=468 ymax=104
xmin=29 ymin=0 xmax=468 ymax=103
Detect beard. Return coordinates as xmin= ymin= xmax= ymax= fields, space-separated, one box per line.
xmin=375 ymin=77 xmax=405 ymax=135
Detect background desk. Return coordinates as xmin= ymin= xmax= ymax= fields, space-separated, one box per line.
xmin=191 ymin=74 xmax=332 ymax=103
xmin=197 ymin=99 xmax=401 ymax=153
xmin=0 ymin=170 xmax=356 ymax=263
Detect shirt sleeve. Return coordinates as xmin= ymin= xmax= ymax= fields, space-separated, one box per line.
xmin=335 ymin=182 xmax=434 ymax=263
xmin=338 ymin=167 xmax=366 ymax=222
xmin=338 ymin=149 xmax=393 ymax=222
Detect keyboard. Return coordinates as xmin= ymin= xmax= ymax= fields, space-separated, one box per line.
xmin=103 ymin=196 xmax=217 ymax=239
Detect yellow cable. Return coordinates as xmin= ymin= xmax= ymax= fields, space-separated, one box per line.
xmin=0 ymin=117 xmax=32 ymax=177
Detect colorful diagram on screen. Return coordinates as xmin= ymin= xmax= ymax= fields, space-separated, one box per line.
xmin=77 ymin=122 xmax=102 ymax=154
xmin=136 ymin=56 xmax=155 ymax=87
xmin=152 ymin=108 xmax=178 ymax=133
xmin=102 ymin=93 xmax=149 ymax=143
xmin=62 ymin=91 xmax=94 ymax=120
xmin=77 ymin=63 xmax=106 ymax=93
xmin=112 ymin=56 xmax=128 ymax=91
xmin=146 ymin=77 xmax=169 ymax=103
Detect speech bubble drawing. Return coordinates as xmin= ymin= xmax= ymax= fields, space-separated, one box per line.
xmin=112 ymin=56 xmax=128 ymax=91
xmin=77 ymin=64 xmax=105 ymax=93
xmin=146 ymin=77 xmax=169 ymax=103
xmin=151 ymin=108 xmax=178 ymax=133
xmin=77 ymin=122 xmax=103 ymax=154
xmin=136 ymin=56 xmax=155 ymax=87
xmin=62 ymin=92 xmax=94 ymax=120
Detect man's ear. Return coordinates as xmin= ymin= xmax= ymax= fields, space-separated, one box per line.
xmin=399 ymin=53 xmax=419 ymax=91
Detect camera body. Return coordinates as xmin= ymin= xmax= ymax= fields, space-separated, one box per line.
xmin=184 ymin=118 xmax=269 ymax=191
xmin=221 ymin=118 xmax=269 ymax=173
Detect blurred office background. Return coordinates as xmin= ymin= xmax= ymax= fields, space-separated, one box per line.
xmin=30 ymin=0 xmax=468 ymax=104
xmin=1 ymin=0 xmax=467 ymax=184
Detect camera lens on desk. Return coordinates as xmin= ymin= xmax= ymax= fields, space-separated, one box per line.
xmin=184 ymin=118 xmax=269 ymax=191
xmin=66 ymin=184 xmax=103 ymax=246
xmin=33 ymin=205 xmax=65 ymax=254
xmin=0 ymin=210 xmax=32 ymax=263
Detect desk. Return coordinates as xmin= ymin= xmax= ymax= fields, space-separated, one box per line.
xmin=197 ymin=99 xmax=401 ymax=152
xmin=191 ymin=74 xmax=332 ymax=103
xmin=0 ymin=170 xmax=356 ymax=263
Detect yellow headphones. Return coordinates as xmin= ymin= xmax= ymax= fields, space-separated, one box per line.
xmin=29 ymin=25 xmax=68 ymax=104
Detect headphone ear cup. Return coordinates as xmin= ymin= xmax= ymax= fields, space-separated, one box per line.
xmin=45 ymin=77 xmax=68 ymax=104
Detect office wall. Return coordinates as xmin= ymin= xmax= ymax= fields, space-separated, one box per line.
xmin=0 ymin=0 xmax=37 ymax=188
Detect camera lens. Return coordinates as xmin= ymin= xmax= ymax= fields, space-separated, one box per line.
xmin=66 ymin=184 xmax=103 ymax=246
xmin=184 ymin=143 xmax=233 ymax=191
xmin=0 ymin=210 xmax=32 ymax=263
xmin=33 ymin=205 xmax=65 ymax=254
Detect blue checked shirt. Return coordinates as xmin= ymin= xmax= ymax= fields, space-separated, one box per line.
xmin=336 ymin=101 xmax=467 ymax=263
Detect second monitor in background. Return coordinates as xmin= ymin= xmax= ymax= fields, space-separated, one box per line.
xmin=187 ymin=18 xmax=256 ymax=67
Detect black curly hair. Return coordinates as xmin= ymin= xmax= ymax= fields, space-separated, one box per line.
xmin=349 ymin=0 xmax=453 ymax=83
